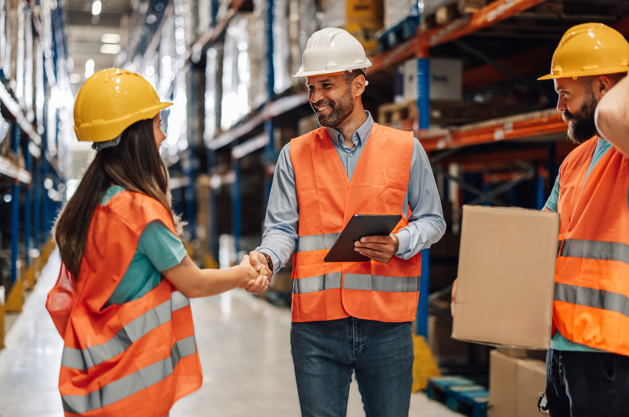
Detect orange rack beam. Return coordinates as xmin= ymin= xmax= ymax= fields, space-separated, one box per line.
xmin=419 ymin=109 xmax=567 ymax=152
xmin=368 ymin=0 xmax=547 ymax=74
xmin=421 ymin=0 xmax=548 ymax=48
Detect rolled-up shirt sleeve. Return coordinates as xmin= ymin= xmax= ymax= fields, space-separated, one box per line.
xmin=394 ymin=139 xmax=446 ymax=260
xmin=256 ymin=144 xmax=299 ymax=273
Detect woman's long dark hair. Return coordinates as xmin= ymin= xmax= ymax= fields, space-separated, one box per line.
xmin=54 ymin=118 xmax=183 ymax=278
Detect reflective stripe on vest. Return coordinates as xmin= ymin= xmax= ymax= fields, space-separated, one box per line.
xmin=297 ymin=233 xmax=340 ymax=252
xmin=560 ymin=239 xmax=629 ymax=265
xmin=61 ymin=335 xmax=197 ymax=414
xmin=293 ymin=272 xmax=342 ymax=294
xmin=292 ymin=273 xmax=420 ymax=294
xmin=344 ymin=274 xmax=420 ymax=293
xmin=555 ymin=282 xmax=629 ymax=318
xmin=61 ymin=291 xmax=190 ymax=371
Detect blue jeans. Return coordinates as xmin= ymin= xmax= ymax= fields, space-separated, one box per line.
xmin=290 ymin=317 xmax=414 ymax=417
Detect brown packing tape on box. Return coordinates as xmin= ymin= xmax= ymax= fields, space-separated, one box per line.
xmin=452 ymin=206 xmax=559 ymax=349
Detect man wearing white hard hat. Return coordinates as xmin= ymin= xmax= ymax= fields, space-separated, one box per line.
xmin=248 ymin=28 xmax=445 ymax=416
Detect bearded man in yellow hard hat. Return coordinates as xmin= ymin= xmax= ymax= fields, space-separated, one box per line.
xmin=246 ymin=28 xmax=446 ymax=416
xmin=501 ymin=23 xmax=629 ymax=416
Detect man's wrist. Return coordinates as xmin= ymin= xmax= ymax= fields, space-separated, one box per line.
xmin=258 ymin=251 xmax=274 ymax=275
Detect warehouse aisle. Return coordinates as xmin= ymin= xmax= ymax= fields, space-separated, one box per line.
xmin=0 ymin=253 xmax=460 ymax=417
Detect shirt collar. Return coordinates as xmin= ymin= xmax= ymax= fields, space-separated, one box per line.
xmin=326 ymin=111 xmax=374 ymax=148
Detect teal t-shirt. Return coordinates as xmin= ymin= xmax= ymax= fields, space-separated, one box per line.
xmin=545 ymin=138 xmax=615 ymax=352
xmin=102 ymin=186 xmax=188 ymax=306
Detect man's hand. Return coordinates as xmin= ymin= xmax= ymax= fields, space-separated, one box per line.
xmin=451 ymin=279 xmax=458 ymax=317
xmin=354 ymin=234 xmax=399 ymax=264
xmin=239 ymin=250 xmax=272 ymax=294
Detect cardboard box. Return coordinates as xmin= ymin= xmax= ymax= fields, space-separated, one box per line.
xmin=517 ymin=359 xmax=547 ymax=417
xmin=489 ymin=350 xmax=519 ymax=417
xmin=452 ymin=206 xmax=559 ymax=349
xmin=488 ymin=351 xmax=548 ymax=417
xmin=400 ymin=58 xmax=463 ymax=102
xmin=428 ymin=315 xmax=469 ymax=366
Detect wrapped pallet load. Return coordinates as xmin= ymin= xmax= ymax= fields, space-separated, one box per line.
xmin=384 ymin=0 xmax=418 ymax=29
xmin=204 ymin=45 xmax=223 ymax=142
xmin=253 ymin=0 xmax=316 ymax=95
xmin=221 ymin=14 xmax=265 ymax=130
xmin=320 ymin=0 xmax=384 ymax=54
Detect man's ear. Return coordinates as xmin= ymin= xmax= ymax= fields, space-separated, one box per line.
xmin=352 ymin=74 xmax=366 ymax=97
xmin=595 ymin=75 xmax=613 ymax=98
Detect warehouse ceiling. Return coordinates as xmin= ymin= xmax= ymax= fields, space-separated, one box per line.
xmin=65 ymin=0 xmax=132 ymax=89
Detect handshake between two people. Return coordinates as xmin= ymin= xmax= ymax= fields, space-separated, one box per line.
xmin=238 ymin=251 xmax=273 ymax=294
xmin=236 ymin=234 xmax=402 ymax=295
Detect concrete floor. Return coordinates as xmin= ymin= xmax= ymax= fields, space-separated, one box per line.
xmin=0 ymin=251 xmax=461 ymax=417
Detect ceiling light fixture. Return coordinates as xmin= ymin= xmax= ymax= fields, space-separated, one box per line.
xmin=92 ymin=0 xmax=101 ymax=16
xmin=101 ymin=33 xmax=121 ymax=44
xmin=100 ymin=44 xmax=121 ymax=54
xmin=85 ymin=59 xmax=95 ymax=78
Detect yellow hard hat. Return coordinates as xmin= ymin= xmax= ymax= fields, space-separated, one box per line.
xmin=538 ymin=23 xmax=629 ymax=81
xmin=74 ymin=68 xmax=172 ymax=143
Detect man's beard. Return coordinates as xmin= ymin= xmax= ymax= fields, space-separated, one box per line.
xmin=312 ymin=90 xmax=354 ymax=128
xmin=563 ymin=92 xmax=599 ymax=145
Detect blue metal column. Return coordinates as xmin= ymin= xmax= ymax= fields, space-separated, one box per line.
xmin=417 ymin=248 xmax=430 ymax=339
xmin=33 ymin=157 xmax=40 ymax=251
xmin=10 ymin=124 xmax=20 ymax=285
xmin=417 ymin=56 xmax=430 ymax=338
xmin=25 ymin=141 xmax=32 ymax=269
xmin=264 ymin=0 xmax=276 ymax=205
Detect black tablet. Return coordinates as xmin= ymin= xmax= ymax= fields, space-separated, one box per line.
xmin=324 ymin=214 xmax=402 ymax=263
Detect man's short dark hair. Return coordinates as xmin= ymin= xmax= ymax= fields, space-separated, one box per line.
xmin=343 ymin=69 xmax=366 ymax=86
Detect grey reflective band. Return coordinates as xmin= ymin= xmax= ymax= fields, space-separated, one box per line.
xmin=297 ymin=233 xmax=340 ymax=252
xmin=292 ymin=273 xmax=420 ymax=294
xmin=555 ymin=283 xmax=629 ymax=318
xmin=292 ymin=272 xmax=342 ymax=294
xmin=61 ymin=335 xmax=197 ymax=414
xmin=344 ymin=274 xmax=420 ymax=293
xmin=561 ymin=239 xmax=629 ymax=266
xmin=61 ymin=291 xmax=191 ymax=371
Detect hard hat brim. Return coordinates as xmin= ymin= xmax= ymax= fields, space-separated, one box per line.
xmin=538 ymin=68 xmax=629 ymax=81
xmin=293 ymin=64 xmax=372 ymax=78
xmin=77 ymin=101 xmax=173 ymax=143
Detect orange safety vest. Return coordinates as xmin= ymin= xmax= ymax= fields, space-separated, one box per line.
xmin=290 ymin=124 xmax=423 ymax=323
xmin=46 ymin=191 xmax=202 ymax=416
xmin=555 ymin=136 xmax=629 ymax=355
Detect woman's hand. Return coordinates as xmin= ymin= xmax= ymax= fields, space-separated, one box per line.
xmin=238 ymin=256 xmax=269 ymax=294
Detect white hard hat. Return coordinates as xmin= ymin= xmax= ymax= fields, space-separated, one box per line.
xmin=293 ymin=28 xmax=372 ymax=78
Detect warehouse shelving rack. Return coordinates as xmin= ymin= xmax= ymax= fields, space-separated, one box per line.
xmin=0 ymin=1 xmax=71 ymax=315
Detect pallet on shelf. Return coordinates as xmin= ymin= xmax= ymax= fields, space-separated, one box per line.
xmin=427 ymin=376 xmax=489 ymax=417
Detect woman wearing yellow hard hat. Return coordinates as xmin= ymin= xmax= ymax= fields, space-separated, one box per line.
xmin=46 ymin=68 xmax=269 ymax=416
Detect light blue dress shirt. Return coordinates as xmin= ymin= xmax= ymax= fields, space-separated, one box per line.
xmin=257 ymin=111 xmax=446 ymax=273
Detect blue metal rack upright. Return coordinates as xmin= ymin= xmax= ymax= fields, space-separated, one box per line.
xmin=416 ymin=54 xmax=431 ymax=340
xmin=10 ymin=124 xmax=20 ymax=285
